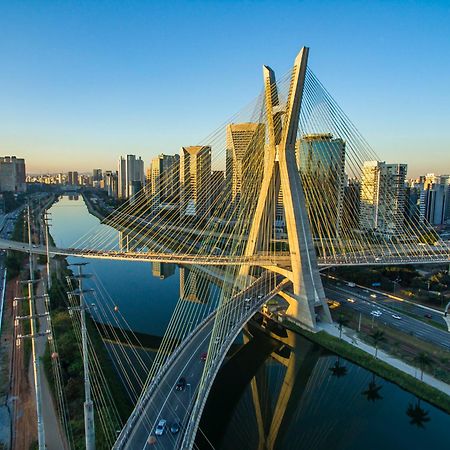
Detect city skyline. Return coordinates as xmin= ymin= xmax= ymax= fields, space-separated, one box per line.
xmin=1 ymin=1 xmax=449 ymax=176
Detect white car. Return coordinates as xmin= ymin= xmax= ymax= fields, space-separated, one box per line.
xmin=370 ymin=294 xmax=377 ymax=299
xmin=392 ymin=314 xmax=402 ymax=320
xmin=347 ymin=298 xmax=355 ymax=303
xmin=155 ymin=419 xmax=167 ymax=436
xmin=370 ymin=310 xmax=382 ymax=317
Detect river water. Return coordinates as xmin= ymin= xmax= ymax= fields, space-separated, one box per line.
xmin=48 ymin=194 xmax=450 ymax=450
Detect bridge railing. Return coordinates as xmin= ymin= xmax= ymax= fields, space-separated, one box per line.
xmin=113 ymin=272 xmax=277 ymax=449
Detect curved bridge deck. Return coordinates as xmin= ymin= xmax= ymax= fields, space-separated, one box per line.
xmin=114 ymin=274 xmax=289 ymax=450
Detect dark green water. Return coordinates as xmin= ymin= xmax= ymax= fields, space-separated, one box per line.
xmin=48 ymin=195 xmax=450 ymax=450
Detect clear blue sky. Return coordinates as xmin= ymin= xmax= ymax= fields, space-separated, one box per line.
xmin=0 ymin=0 xmax=449 ymax=176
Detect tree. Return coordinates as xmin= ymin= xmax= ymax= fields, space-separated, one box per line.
xmin=414 ymin=352 xmax=433 ymax=381
xmin=362 ymin=373 xmax=383 ymax=402
xmin=369 ymin=329 xmax=385 ymax=358
xmin=329 ymin=357 xmax=347 ymax=378
xmin=407 ymin=399 xmax=430 ymax=428
xmin=336 ymin=314 xmax=349 ymax=339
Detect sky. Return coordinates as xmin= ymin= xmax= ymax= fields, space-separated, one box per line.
xmin=0 ymin=0 xmax=449 ymax=177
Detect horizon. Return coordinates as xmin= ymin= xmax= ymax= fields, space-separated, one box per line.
xmin=1 ymin=1 xmax=449 ymax=177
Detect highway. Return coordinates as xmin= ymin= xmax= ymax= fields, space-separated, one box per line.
xmin=324 ymin=282 xmax=450 ymax=352
xmin=115 ymin=274 xmax=286 ymax=450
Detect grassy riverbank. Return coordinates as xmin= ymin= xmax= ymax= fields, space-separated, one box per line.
xmin=285 ymin=320 xmax=450 ymax=414
xmin=44 ymin=268 xmax=132 ymax=449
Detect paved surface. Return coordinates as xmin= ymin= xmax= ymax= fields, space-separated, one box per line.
xmin=116 ymin=275 xmax=285 ymax=450
xmin=323 ymin=282 xmax=450 ymax=351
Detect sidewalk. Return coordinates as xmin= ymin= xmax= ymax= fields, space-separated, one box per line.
xmin=320 ymin=322 xmax=450 ymax=397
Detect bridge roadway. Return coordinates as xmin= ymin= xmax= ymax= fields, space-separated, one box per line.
xmin=114 ymin=273 xmax=289 ymax=450
xmin=0 ymin=238 xmax=449 ymax=268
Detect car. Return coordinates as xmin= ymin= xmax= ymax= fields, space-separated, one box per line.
xmin=424 ymin=313 xmax=432 ymax=319
xmin=175 ymin=377 xmax=186 ymax=391
xmin=155 ymin=419 xmax=167 ymax=436
xmin=392 ymin=314 xmax=402 ymax=320
xmin=257 ymin=294 xmax=263 ymax=299
xmin=370 ymin=294 xmax=377 ymax=299
xmin=370 ymin=310 xmax=382 ymax=317
xmin=170 ymin=421 xmax=181 ymax=434
xmin=347 ymin=298 xmax=355 ymax=303
xmin=200 ymin=352 xmax=207 ymax=362
xmin=244 ymin=297 xmax=251 ymax=302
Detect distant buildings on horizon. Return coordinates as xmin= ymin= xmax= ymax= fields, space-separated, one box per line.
xmin=21 ymin=124 xmax=450 ymax=236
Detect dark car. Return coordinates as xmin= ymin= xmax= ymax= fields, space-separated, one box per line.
xmin=175 ymin=377 xmax=186 ymax=391
xmin=170 ymin=421 xmax=181 ymax=434
xmin=200 ymin=352 xmax=207 ymax=362
xmin=424 ymin=313 xmax=433 ymax=319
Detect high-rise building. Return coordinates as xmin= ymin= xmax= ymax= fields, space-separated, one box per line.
xmin=343 ymin=178 xmax=361 ymax=231
xmin=226 ymin=123 xmax=265 ymax=211
xmin=180 ymin=146 xmax=211 ymax=218
xmin=104 ymin=170 xmax=118 ymax=198
xmin=210 ymin=170 xmax=225 ymax=216
xmin=359 ymin=161 xmax=407 ymax=237
xmin=297 ymin=134 xmax=346 ymax=237
xmin=150 ymin=154 xmax=180 ymax=210
xmin=419 ymin=175 xmax=450 ymax=225
xmin=117 ymin=155 xmax=145 ymax=199
xmin=0 ymin=156 xmax=26 ymax=192
xmin=67 ymin=171 xmax=79 ymax=186
xmin=92 ymin=169 xmax=103 ymax=187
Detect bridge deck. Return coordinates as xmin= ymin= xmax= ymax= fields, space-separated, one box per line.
xmin=114 ymin=274 xmax=289 ymax=450
xmin=0 ymin=238 xmax=448 ymax=267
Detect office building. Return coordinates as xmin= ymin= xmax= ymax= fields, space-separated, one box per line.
xmin=67 ymin=171 xmax=79 ymax=186
xmin=0 ymin=156 xmax=26 ymax=192
xmin=180 ymin=146 xmax=211 ymax=218
xmin=360 ymin=161 xmax=407 ymax=237
xmin=117 ymin=155 xmax=145 ymax=199
xmin=297 ymin=134 xmax=346 ymax=237
xmin=149 ymin=154 xmax=180 ymax=210
xmin=226 ymin=123 xmax=265 ymax=211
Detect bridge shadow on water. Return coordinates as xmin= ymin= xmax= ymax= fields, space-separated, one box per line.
xmin=195 ymin=317 xmax=450 ymax=450
xmin=196 ymin=317 xmax=324 ymax=450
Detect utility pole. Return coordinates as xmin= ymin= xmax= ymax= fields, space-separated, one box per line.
xmin=71 ymin=263 xmax=96 ymax=450
xmin=27 ymin=204 xmax=46 ymax=450
xmin=44 ymin=212 xmax=52 ymax=290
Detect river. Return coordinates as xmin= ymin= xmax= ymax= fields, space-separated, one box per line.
xmin=48 ymin=194 xmax=450 ymax=450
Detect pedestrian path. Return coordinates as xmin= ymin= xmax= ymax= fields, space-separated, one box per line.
xmin=320 ymin=322 xmax=450 ymax=396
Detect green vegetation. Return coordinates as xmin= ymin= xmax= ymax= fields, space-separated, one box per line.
xmin=285 ymin=320 xmax=450 ymax=414
xmin=369 ymin=329 xmax=386 ymax=358
xmin=44 ymin=269 xmax=132 ymax=449
xmin=333 ymin=307 xmax=450 ymax=384
xmin=5 ymin=210 xmax=26 ymax=280
xmin=331 ymin=264 xmax=449 ymax=308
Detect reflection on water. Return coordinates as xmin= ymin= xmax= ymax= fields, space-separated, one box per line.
xmin=200 ymin=323 xmax=450 ymax=450
xmin=49 ymin=195 xmax=450 ymax=450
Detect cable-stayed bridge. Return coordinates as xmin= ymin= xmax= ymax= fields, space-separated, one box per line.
xmin=6 ymin=46 xmax=450 ymax=449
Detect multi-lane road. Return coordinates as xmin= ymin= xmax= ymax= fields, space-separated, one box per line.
xmin=323 ymin=281 xmax=450 ymax=351
xmin=115 ymin=274 xmax=286 ymax=450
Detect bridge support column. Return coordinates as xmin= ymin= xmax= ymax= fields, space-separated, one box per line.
xmin=241 ymin=47 xmax=331 ymax=329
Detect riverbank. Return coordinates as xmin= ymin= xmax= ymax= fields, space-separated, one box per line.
xmin=284 ymin=318 xmax=450 ymax=414
xmin=81 ymin=192 xmax=106 ymax=221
